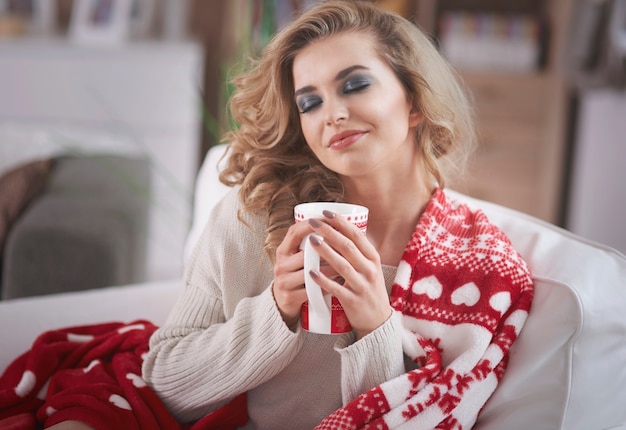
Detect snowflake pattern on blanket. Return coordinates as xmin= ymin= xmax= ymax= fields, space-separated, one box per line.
xmin=317 ymin=189 xmax=534 ymax=430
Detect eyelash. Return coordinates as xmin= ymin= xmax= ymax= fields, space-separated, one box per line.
xmin=343 ymin=77 xmax=371 ymax=93
xmin=298 ymin=76 xmax=371 ymax=114
xmin=298 ymin=97 xmax=321 ymax=114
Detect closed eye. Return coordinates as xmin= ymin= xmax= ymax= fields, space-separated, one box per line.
xmin=343 ymin=76 xmax=371 ymax=94
xmin=297 ymin=95 xmax=322 ymax=114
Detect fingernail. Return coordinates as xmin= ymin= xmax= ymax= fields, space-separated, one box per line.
xmin=309 ymin=269 xmax=321 ymax=279
xmin=309 ymin=233 xmax=323 ymax=246
xmin=308 ymin=218 xmax=322 ymax=228
xmin=322 ymin=210 xmax=336 ymax=219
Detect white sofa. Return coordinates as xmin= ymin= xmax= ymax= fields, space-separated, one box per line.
xmin=1 ymin=144 xmax=625 ymax=430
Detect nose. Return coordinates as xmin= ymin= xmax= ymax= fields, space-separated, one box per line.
xmin=324 ymin=97 xmax=348 ymax=125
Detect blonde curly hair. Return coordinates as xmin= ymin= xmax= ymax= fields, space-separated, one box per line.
xmin=220 ymin=0 xmax=476 ymax=262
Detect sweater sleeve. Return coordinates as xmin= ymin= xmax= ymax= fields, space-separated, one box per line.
xmin=335 ymin=312 xmax=405 ymax=405
xmin=142 ymin=188 xmax=304 ymax=423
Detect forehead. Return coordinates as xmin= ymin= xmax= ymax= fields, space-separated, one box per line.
xmin=292 ymin=31 xmax=386 ymax=86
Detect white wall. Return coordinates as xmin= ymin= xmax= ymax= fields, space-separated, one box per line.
xmin=0 ymin=38 xmax=204 ymax=281
xmin=567 ymin=90 xmax=626 ymax=254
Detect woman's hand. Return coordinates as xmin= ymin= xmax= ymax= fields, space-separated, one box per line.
xmin=273 ymin=221 xmax=312 ymax=328
xmin=273 ymin=220 xmax=338 ymax=328
xmin=307 ymin=211 xmax=393 ymax=339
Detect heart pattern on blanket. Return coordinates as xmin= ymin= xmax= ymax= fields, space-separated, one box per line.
xmin=109 ymin=394 xmax=132 ymax=411
xmin=451 ymin=282 xmax=481 ymax=306
xmin=412 ymin=275 xmax=443 ymax=299
xmin=127 ymin=373 xmax=147 ymax=388
xmin=489 ymin=291 xmax=511 ymax=315
xmin=84 ymin=359 xmax=100 ymax=373
xmin=36 ymin=378 xmax=50 ymax=400
xmin=67 ymin=333 xmax=95 ymax=343
xmin=15 ymin=371 xmax=36 ymax=398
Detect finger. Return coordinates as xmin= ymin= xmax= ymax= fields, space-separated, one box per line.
xmin=275 ymin=248 xmax=305 ymax=275
xmin=273 ymin=278 xmax=308 ymax=305
xmin=307 ymin=231 xmax=385 ymax=305
xmin=307 ymin=233 xmax=361 ymax=289
xmin=310 ymin=267 xmax=392 ymax=339
xmin=319 ymin=263 xmax=340 ymax=280
xmin=274 ymin=267 xmax=306 ymax=290
xmin=277 ymin=221 xmax=315 ymax=256
xmin=321 ymin=211 xmax=379 ymax=262
xmin=308 ymin=218 xmax=378 ymax=275
xmin=272 ymin=281 xmax=308 ymax=327
xmin=309 ymin=267 xmax=352 ymax=302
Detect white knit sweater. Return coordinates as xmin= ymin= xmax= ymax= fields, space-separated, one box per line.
xmin=142 ymin=187 xmax=405 ymax=429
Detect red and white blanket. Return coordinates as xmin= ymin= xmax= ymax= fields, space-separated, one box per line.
xmin=0 ymin=321 xmax=246 ymax=430
xmin=317 ymin=189 xmax=534 ymax=429
xmin=0 ymin=189 xmax=533 ymax=429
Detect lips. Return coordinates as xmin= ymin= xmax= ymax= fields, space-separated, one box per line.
xmin=328 ymin=130 xmax=366 ymax=150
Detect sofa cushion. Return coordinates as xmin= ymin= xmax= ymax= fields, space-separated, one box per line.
xmin=0 ymin=158 xmax=55 ymax=259
xmin=184 ymin=144 xmax=231 ymax=263
xmin=1 ymin=155 xmax=151 ymax=299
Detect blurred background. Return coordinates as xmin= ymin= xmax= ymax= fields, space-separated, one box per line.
xmin=0 ymin=0 xmax=625 ymax=299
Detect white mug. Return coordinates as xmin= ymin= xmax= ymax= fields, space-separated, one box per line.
xmin=294 ymin=202 xmax=369 ymax=334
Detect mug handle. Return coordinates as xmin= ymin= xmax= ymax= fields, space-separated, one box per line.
xmin=303 ymin=233 xmax=332 ymax=333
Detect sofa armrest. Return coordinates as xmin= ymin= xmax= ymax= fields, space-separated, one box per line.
xmin=1 ymin=155 xmax=150 ymax=299
xmin=0 ymin=279 xmax=179 ymax=372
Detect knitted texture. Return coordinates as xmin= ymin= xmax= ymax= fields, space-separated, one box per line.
xmin=317 ymin=189 xmax=534 ymax=429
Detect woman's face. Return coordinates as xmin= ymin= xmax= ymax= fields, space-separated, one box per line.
xmin=292 ymin=31 xmax=422 ymax=181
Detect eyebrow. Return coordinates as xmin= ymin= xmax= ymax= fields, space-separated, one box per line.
xmin=294 ymin=65 xmax=369 ymax=97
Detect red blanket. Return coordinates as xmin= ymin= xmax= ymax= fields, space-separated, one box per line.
xmin=0 ymin=321 xmax=247 ymax=429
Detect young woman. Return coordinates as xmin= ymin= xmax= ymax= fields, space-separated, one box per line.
xmin=143 ymin=1 xmax=533 ymax=429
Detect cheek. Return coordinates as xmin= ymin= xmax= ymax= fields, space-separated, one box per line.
xmin=382 ymin=92 xmax=412 ymax=118
xmin=299 ymin=117 xmax=322 ymax=153
xmin=381 ymin=96 xmax=415 ymax=133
